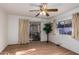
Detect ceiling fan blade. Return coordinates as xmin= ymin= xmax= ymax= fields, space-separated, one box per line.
xmin=35 ymin=13 xmax=40 ymax=17
xmin=46 ymin=12 xmax=49 ymax=16
xmin=29 ymin=10 xmax=40 ymax=12
xmin=47 ymin=9 xmax=58 ymax=12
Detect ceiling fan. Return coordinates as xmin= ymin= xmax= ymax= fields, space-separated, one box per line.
xmin=29 ymin=3 xmax=58 ymax=17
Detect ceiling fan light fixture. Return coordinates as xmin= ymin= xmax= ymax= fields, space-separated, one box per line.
xmin=29 ymin=3 xmax=58 ymax=17
xmin=40 ymin=11 xmax=46 ymax=15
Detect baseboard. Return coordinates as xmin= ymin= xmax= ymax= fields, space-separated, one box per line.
xmin=49 ymin=41 xmax=79 ymax=54
xmin=0 ymin=44 xmax=7 ymax=53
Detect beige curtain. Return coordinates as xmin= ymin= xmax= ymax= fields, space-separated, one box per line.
xmin=72 ymin=13 xmax=79 ymax=39
xmin=18 ymin=19 xmax=29 ymax=44
xmin=51 ymin=17 xmax=57 ymax=35
xmin=53 ymin=19 xmax=57 ymax=34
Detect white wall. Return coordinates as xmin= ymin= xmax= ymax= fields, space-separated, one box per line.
xmin=8 ymin=15 xmax=50 ymax=45
xmin=56 ymin=7 xmax=79 ymax=21
xmin=0 ymin=8 xmax=8 ymax=52
xmin=49 ymin=35 xmax=79 ymax=54
xmin=8 ymin=15 xmax=19 ymax=44
xmin=49 ymin=7 xmax=79 ymax=54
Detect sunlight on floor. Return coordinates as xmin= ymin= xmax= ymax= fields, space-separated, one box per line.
xmin=15 ymin=48 xmax=36 ymax=55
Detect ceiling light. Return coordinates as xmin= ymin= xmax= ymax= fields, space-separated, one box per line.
xmin=40 ymin=11 xmax=46 ymax=15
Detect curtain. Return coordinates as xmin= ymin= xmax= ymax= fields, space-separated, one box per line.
xmin=72 ymin=13 xmax=79 ymax=39
xmin=53 ymin=19 xmax=57 ymax=34
xmin=18 ymin=19 xmax=29 ymax=44
xmin=51 ymin=17 xmax=57 ymax=34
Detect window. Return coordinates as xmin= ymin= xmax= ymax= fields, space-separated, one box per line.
xmin=57 ymin=20 xmax=72 ymax=35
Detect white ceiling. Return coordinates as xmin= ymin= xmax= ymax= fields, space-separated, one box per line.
xmin=0 ymin=3 xmax=79 ymax=18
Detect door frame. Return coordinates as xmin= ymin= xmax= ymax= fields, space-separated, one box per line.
xmin=29 ymin=21 xmax=41 ymax=42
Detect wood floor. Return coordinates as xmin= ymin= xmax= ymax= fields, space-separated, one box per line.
xmin=0 ymin=41 xmax=78 ymax=55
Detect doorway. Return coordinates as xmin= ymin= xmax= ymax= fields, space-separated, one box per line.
xmin=29 ymin=22 xmax=41 ymax=41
